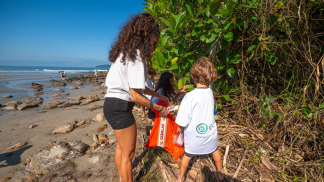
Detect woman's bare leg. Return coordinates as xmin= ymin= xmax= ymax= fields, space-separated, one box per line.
xmin=114 ymin=123 xmax=137 ymax=182
xmin=177 ymin=155 xmax=192 ymax=182
xmin=212 ymin=149 xmax=224 ymax=180
xmin=115 ymin=142 xmax=123 ymax=181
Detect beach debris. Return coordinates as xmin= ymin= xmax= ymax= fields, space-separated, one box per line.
xmin=108 ymin=130 xmax=114 ymax=136
xmin=6 ymin=142 xmax=28 ymax=151
xmin=90 ymin=143 xmax=99 ymax=148
xmin=157 ymin=157 xmax=177 ymax=182
xmin=69 ymin=86 xmax=78 ymax=90
xmin=51 ymin=94 xmax=61 ymax=97
xmin=2 ymin=95 xmax=13 ymax=98
xmin=17 ymin=103 xmax=39 ymax=110
xmin=75 ymin=81 xmax=83 ymax=86
xmin=94 ymin=112 xmax=105 ymax=122
xmin=1 ymin=177 xmax=11 ymax=181
xmin=92 ymin=134 xmax=99 ymax=142
xmin=75 ymin=121 xmax=86 ymax=127
xmin=261 ymin=156 xmax=279 ymax=171
xmin=98 ymin=127 xmax=104 ymax=132
xmin=88 ymin=104 xmax=103 ymax=111
xmin=98 ymin=134 xmax=108 ymax=141
xmin=102 ymin=124 xmax=107 ymax=128
xmin=52 ymin=124 xmax=74 ymax=134
xmin=29 ymin=125 xmax=38 ymax=129
xmin=108 ymin=139 xmax=116 ymax=144
xmin=54 ymin=89 xmax=64 ymax=92
xmin=87 ymin=154 xmax=101 ymax=164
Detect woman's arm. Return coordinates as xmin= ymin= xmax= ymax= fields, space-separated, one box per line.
xmin=130 ymin=88 xmax=169 ymax=116
xmin=143 ymin=86 xmax=169 ymax=103
xmin=173 ymin=86 xmax=188 ymax=101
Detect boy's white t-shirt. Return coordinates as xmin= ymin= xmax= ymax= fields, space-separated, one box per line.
xmin=175 ymin=88 xmax=218 ymax=155
xmin=105 ymin=50 xmax=147 ymax=102
xmin=144 ymin=78 xmax=155 ymax=100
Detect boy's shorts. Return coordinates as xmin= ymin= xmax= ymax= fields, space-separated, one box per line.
xmin=184 ymin=147 xmax=219 ymax=157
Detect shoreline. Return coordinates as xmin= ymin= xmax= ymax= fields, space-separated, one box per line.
xmin=0 ymin=75 xmax=53 ymax=80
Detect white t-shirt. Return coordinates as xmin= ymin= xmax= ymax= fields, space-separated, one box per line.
xmin=144 ymin=78 xmax=155 ymax=100
xmin=105 ymin=50 xmax=147 ymax=102
xmin=175 ymin=88 xmax=218 ymax=154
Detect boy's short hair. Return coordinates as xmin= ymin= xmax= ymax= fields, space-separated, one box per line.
xmin=190 ymin=56 xmax=217 ymax=85
xmin=148 ymin=68 xmax=156 ymax=75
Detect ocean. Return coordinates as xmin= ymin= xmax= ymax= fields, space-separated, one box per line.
xmin=0 ymin=65 xmax=110 ymax=76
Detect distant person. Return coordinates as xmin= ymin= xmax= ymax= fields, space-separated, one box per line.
xmin=60 ymin=71 xmax=65 ymax=80
xmin=141 ymin=68 xmax=156 ymax=118
xmin=103 ymin=13 xmax=169 ymax=182
xmin=95 ymin=70 xmax=98 ymax=78
xmin=1 ymin=68 xmax=3 ymax=75
xmin=63 ymin=71 xmax=66 ymax=80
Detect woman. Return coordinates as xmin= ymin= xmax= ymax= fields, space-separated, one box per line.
xmin=103 ymin=13 xmax=169 ymax=182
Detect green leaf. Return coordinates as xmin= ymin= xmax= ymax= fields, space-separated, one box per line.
xmin=178 ymin=79 xmax=183 ymax=90
xmin=219 ymin=9 xmax=229 ymax=16
xmin=274 ymin=1 xmax=283 ymax=8
xmin=227 ymin=0 xmax=235 ymax=10
xmin=171 ymin=57 xmax=178 ymax=65
xmin=303 ymin=107 xmax=312 ymax=115
xmin=169 ymin=15 xmax=176 ymax=29
xmin=175 ymin=12 xmax=186 ymax=29
xmin=262 ymin=107 xmax=269 ymax=116
xmin=216 ymin=64 xmax=226 ymax=70
xmin=223 ymin=32 xmax=233 ymax=42
xmin=267 ymin=52 xmax=277 ymax=65
xmin=226 ymin=67 xmax=235 ymax=78
xmin=205 ymin=5 xmax=210 ymax=18
xmin=222 ymin=95 xmax=230 ymax=100
xmin=269 ymin=111 xmax=277 ymax=120
xmin=186 ymin=4 xmax=194 ymax=16
xmin=265 ymin=96 xmax=274 ymax=105
xmin=206 ymin=33 xmax=217 ymax=43
xmin=227 ymin=87 xmax=240 ymax=94
xmin=222 ymin=82 xmax=228 ymax=94
xmin=166 ymin=64 xmax=178 ymax=71
xmin=279 ymin=114 xmax=284 ymax=122
xmin=258 ymin=101 xmax=264 ymax=108
xmin=200 ymin=34 xmax=206 ymax=41
xmin=215 ymin=80 xmax=222 ymax=92
xmin=247 ymin=45 xmax=257 ymax=52
xmin=185 ymin=84 xmax=195 ymax=91
xmin=192 ymin=27 xmax=201 ymax=36
xmin=195 ymin=21 xmax=204 ymax=27
xmin=317 ymin=102 xmax=324 ymax=111
xmin=209 ymin=0 xmax=224 ymax=16
xmin=160 ymin=17 xmax=172 ymax=29
xmin=155 ymin=50 xmax=165 ymax=66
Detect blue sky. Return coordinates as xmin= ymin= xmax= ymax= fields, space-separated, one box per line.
xmin=0 ymin=0 xmax=146 ymax=67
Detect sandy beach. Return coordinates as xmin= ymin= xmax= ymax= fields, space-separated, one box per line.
xmin=0 ymin=73 xmax=115 ymax=180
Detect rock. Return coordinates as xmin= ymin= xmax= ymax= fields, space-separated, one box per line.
xmin=100 ymin=82 xmax=106 ymax=88
xmin=98 ymin=134 xmax=108 ymax=141
xmin=54 ymin=89 xmax=64 ymax=92
xmin=3 ymin=105 xmax=17 ymax=111
xmin=23 ymin=97 xmax=43 ymax=105
xmin=102 ymin=124 xmax=107 ymax=128
xmin=188 ymin=170 xmax=198 ymax=179
xmin=78 ymin=86 xmax=82 ymax=89
xmin=52 ymin=125 xmax=74 ymax=134
xmin=3 ymin=101 xmax=20 ymax=106
xmin=50 ymin=80 xmax=66 ymax=87
xmin=94 ymin=112 xmax=105 ymax=122
xmin=71 ymin=143 xmax=88 ymax=154
xmin=56 ymin=97 xmax=64 ymax=99
xmin=75 ymin=121 xmax=85 ymax=127
xmin=63 ymin=101 xmax=81 ymax=107
xmin=90 ymin=143 xmax=99 ymax=148
xmin=75 ymin=81 xmax=83 ymax=86
xmin=6 ymin=142 xmax=28 ymax=151
xmin=1 ymin=177 xmax=11 ymax=181
xmin=108 ymin=139 xmax=116 ymax=144
xmin=29 ymin=125 xmax=38 ymax=129
xmin=69 ymin=86 xmax=78 ymax=90
xmin=2 ymin=95 xmax=13 ymax=98
xmin=88 ymin=154 xmax=101 ymax=164
xmin=88 ymin=104 xmax=103 ymax=111
xmin=63 ymin=93 xmax=70 ymax=96
xmin=42 ymin=104 xmax=57 ymax=110
xmin=51 ymin=94 xmax=61 ymax=97
xmin=85 ymin=95 xmax=99 ymax=101
xmin=74 ymin=96 xmax=85 ymax=101
xmin=34 ymin=92 xmax=44 ymax=96
xmin=17 ymin=103 xmax=39 ymax=110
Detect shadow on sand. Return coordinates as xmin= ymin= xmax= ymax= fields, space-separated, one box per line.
xmin=0 ymin=145 xmax=33 ymax=168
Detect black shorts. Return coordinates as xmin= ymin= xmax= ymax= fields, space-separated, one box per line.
xmin=147 ymin=109 xmax=156 ymax=120
xmin=103 ymin=97 xmax=135 ymax=130
xmin=184 ymin=147 xmax=219 ymax=157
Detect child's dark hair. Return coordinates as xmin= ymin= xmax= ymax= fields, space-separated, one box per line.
xmin=108 ymin=13 xmax=160 ymax=63
xmin=190 ymin=56 xmax=217 ymax=85
xmin=155 ymin=72 xmax=175 ymax=100
xmin=148 ymin=68 xmax=156 ymax=75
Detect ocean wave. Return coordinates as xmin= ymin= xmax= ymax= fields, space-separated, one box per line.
xmin=43 ymin=69 xmax=92 ymax=73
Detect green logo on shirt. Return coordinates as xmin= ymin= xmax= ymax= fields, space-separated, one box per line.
xmin=196 ymin=123 xmax=208 ymax=134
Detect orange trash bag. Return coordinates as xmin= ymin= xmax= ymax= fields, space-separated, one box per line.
xmin=144 ymin=100 xmax=184 ymax=159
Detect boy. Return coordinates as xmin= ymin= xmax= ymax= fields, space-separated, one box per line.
xmin=176 ymin=56 xmax=224 ymax=181
xmin=141 ymin=68 xmax=156 ymax=118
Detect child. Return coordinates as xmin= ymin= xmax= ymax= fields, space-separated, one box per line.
xmin=147 ymin=72 xmax=187 ymax=122
xmin=141 ymin=68 xmax=156 ymax=118
xmin=176 ymin=56 xmax=224 ymax=181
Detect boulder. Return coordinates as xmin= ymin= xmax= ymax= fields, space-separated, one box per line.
xmin=69 ymin=86 xmax=78 ymax=90
xmin=94 ymin=112 xmax=106 ymax=122
xmin=75 ymin=81 xmax=83 ymax=86
xmin=74 ymin=96 xmax=85 ymax=101
xmin=51 ymin=94 xmax=61 ymax=97
xmin=63 ymin=101 xmax=81 ymax=107
xmin=52 ymin=125 xmax=74 ymax=134
xmin=50 ymin=80 xmax=66 ymax=87
xmin=42 ymin=104 xmax=57 ymax=110
xmin=23 ymin=97 xmax=43 ymax=105
xmin=6 ymin=142 xmax=28 ymax=151
xmin=2 ymin=95 xmax=13 ymax=98
xmin=75 ymin=121 xmax=86 ymax=127
xmin=100 ymin=82 xmax=106 ymax=88
xmin=34 ymin=92 xmax=44 ymax=96
xmin=17 ymin=103 xmax=39 ymax=110
xmin=86 ymin=95 xmax=99 ymax=101
xmin=4 ymin=101 xmax=20 ymax=107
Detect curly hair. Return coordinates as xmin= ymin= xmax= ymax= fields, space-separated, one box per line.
xmin=155 ymin=72 xmax=176 ymax=100
xmin=108 ymin=13 xmax=160 ymax=63
xmin=190 ymin=56 xmax=218 ymax=85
